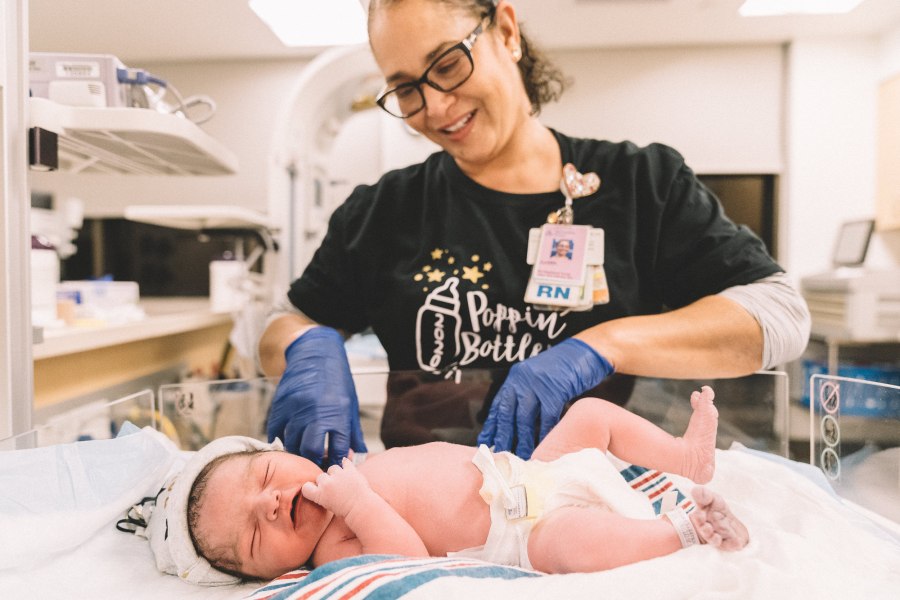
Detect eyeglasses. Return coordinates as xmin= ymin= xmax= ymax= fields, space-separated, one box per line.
xmin=376 ymin=20 xmax=486 ymax=119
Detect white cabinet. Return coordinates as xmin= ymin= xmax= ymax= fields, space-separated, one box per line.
xmin=0 ymin=22 xmax=241 ymax=438
xmin=1 ymin=0 xmax=32 ymax=439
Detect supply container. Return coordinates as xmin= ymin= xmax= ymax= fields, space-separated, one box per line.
xmin=209 ymin=252 xmax=248 ymax=313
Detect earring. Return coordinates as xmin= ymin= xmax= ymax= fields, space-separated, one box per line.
xmin=511 ymin=47 xmax=522 ymax=61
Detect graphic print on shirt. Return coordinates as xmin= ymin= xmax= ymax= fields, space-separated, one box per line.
xmin=414 ymin=248 xmax=569 ymax=374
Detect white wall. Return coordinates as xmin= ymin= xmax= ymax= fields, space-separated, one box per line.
xmin=30 ymin=45 xmax=786 ymax=216
xmin=543 ymin=45 xmax=784 ymax=174
xmin=782 ymin=38 xmax=879 ymax=277
xmin=27 ymin=32 xmax=900 ymax=280
xmin=782 ymin=32 xmax=900 ymax=278
xmin=877 ymin=23 xmax=900 ymax=81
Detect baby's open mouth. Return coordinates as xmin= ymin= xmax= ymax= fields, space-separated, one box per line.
xmin=290 ymin=492 xmax=301 ymax=527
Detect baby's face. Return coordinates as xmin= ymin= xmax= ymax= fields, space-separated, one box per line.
xmin=193 ymin=451 xmax=330 ymax=580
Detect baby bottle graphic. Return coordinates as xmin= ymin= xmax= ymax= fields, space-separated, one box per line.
xmin=416 ymin=277 xmax=462 ymax=373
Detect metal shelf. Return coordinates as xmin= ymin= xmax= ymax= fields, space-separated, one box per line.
xmin=123 ymin=204 xmax=273 ymax=231
xmin=28 ymin=97 xmax=238 ymax=176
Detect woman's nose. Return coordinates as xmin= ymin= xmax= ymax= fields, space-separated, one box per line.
xmin=422 ymin=85 xmax=453 ymax=117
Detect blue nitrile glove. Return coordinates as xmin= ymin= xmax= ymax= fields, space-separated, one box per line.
xmin=477 ymin=338 xmax=614 ymax=459
xmin=267 ymin=326 xmax=367 ymax=465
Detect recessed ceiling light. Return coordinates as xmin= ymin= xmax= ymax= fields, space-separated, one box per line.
xmin=739 ymin=0 xmax=865 ymax=17
xmin=249 ymin=0 xmax=368 ymax=47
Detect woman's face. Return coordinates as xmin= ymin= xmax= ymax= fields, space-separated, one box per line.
xmin=369 ymin=0 xmax=530 ymax=168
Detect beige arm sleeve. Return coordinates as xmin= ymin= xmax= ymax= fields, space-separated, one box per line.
xmin=717 ymin=272 xmax=811 ymax=369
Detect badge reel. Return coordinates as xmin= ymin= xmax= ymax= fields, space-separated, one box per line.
xmin=524 ymin=163 xmax=609 ymax=311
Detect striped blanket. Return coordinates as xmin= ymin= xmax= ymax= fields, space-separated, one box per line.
xmin=246 ymin=555 xmax=539 ymax=600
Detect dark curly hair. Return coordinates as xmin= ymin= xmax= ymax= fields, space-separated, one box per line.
xmin=368 ymin=0 xmax=569 ymax=115
xmin=187 ymin=450 xmax=264 ymax=580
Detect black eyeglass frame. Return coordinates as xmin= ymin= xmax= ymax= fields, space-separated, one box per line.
xmin=375 ymin=20 xmax=488 ymax=119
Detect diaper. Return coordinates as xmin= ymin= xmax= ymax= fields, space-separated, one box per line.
xmin=450 ymin=445 xmax=655 ymax=569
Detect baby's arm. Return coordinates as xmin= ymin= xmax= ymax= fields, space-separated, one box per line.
xmin=301 ymin=458 xmax=429 ymax=559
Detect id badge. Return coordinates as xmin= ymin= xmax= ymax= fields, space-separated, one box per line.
xmin=525 ymin=225 xmax=609 ymax=309
xmin=524 ymin=224 xmax=588 ymax=308
xmin=524 ymin=163 xmax=608 ymax=310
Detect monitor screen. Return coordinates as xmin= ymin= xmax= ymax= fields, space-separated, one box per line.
xmin=832 ymin=219 xmax=874 ymax=267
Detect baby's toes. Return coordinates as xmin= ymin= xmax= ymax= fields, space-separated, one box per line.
xmin=697 ymin=522 xmax=722 ymax=546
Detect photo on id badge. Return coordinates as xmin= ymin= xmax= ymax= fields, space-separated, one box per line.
xmin=534 ymin=224 xmax=589 ymax=284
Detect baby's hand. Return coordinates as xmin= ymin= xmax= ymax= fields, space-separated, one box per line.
xmin=301 ymin=457 xmax=372 ymax=519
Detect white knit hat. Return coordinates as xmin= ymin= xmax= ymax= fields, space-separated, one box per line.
xmin=143 ymin=435 xmax=284 ymax=586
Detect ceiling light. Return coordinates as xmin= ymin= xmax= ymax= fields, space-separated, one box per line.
xmin=739 ymin=0 xmax=865 ymax=17
xmin=249 ymin=0 xmax=368 ymax=47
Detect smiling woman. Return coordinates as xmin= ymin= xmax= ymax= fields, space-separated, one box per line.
xmin=260 ymin=0 xmax=809 ymax=466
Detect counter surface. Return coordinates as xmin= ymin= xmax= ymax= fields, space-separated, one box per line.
xmin=33 ymin=298 xmax=231 ymax=360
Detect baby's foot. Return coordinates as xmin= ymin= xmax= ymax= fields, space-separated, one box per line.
xmin=689 ymin=486 xmax=749 ymax=551
xmin=679 ymin=386 xmax=718 ymax=483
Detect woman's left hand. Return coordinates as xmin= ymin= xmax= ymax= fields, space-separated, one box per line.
xmin=477 ymin=338 xmax=614 ymax=459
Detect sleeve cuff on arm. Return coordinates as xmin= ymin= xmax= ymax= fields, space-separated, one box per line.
xmin=717 ymin=272 xmax=812 ymax=369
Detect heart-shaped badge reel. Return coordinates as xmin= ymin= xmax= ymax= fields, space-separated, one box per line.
xmin=561 ymin=163 xmax=601 ymax=199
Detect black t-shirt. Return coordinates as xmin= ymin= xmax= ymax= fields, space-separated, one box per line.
xmin=289 ymin=131 xmax=782 ymax=373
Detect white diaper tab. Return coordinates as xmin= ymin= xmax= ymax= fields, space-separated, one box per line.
xmin=451 ymin=446 xmax=657 ymax=570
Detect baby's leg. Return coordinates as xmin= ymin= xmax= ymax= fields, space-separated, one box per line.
xmin=527 ymin=506 xmax=683 ymax=573
xmin=532 ymin=387 xmax=718 ymax=484
xmin=689 ymin=486 xmax=750 ymax=551
xmin=527 ymin=489 xmax=750 ymax=574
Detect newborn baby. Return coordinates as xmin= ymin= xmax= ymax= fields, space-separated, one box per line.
xmin=148 ymin=387 xmax=748 ymax=584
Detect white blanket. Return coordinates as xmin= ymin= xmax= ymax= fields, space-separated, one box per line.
xmin=407 ymin=447 xmax=900 ymax=599
xmin=1 ymin=444 xmax=897 ymax=599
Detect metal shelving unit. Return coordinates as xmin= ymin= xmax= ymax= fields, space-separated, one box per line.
xmin=29 ymin=97 xmax=238 ymax=175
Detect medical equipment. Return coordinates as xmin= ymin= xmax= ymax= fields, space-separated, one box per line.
xmin=1 ymin=371 xmax=897 ymax=599
xmin=808 ymin=375 xmax=900 ymax=523
xmin=30 ymin=196 xmax=84 ymax=327
xmin=159 ymin=378 xmax=275 ymax=450
xmin=123 ymin=204 xmax=278 ymax=372
xmin=30 ymin=53 xmax=129 ymax=108
xmin=801 ymin=219 xmax=900 ymax=340
xmin=30 ymin=195 xmax=83 ymax=260
xmin=30 ymin=236 xmax=59 ymax=327
xmin=802 ymin=268 xmax=900 ymax=340
xmin=56 ymin=279 xmax=144 ymax=324
xmin=29 ymin=52 xmax=217 ymax=124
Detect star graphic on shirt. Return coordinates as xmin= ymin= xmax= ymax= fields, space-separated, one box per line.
xmin=461 ymin=265 xmax=484 ymax=284
xmin=431 ymin=249 xmax=444 ymax=260
xmin=427 ymin=269 xmax=446 ymax=283
xmin=483 ymin=262 xmax=493 ymax=272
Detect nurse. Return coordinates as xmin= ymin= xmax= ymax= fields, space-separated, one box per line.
xmin=259 ymin=0 xmax=810 ymax=464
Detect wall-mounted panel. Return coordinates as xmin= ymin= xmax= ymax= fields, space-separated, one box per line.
xmin=877 ymin=74 xmax=900 ymax=231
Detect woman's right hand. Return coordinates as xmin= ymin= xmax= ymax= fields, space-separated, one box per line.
xmin=266 ymin=326 xmax=368 ymax=465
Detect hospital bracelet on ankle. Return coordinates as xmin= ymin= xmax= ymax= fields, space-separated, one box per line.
xmin=666 ymin=508 xmax=700 ymax=548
